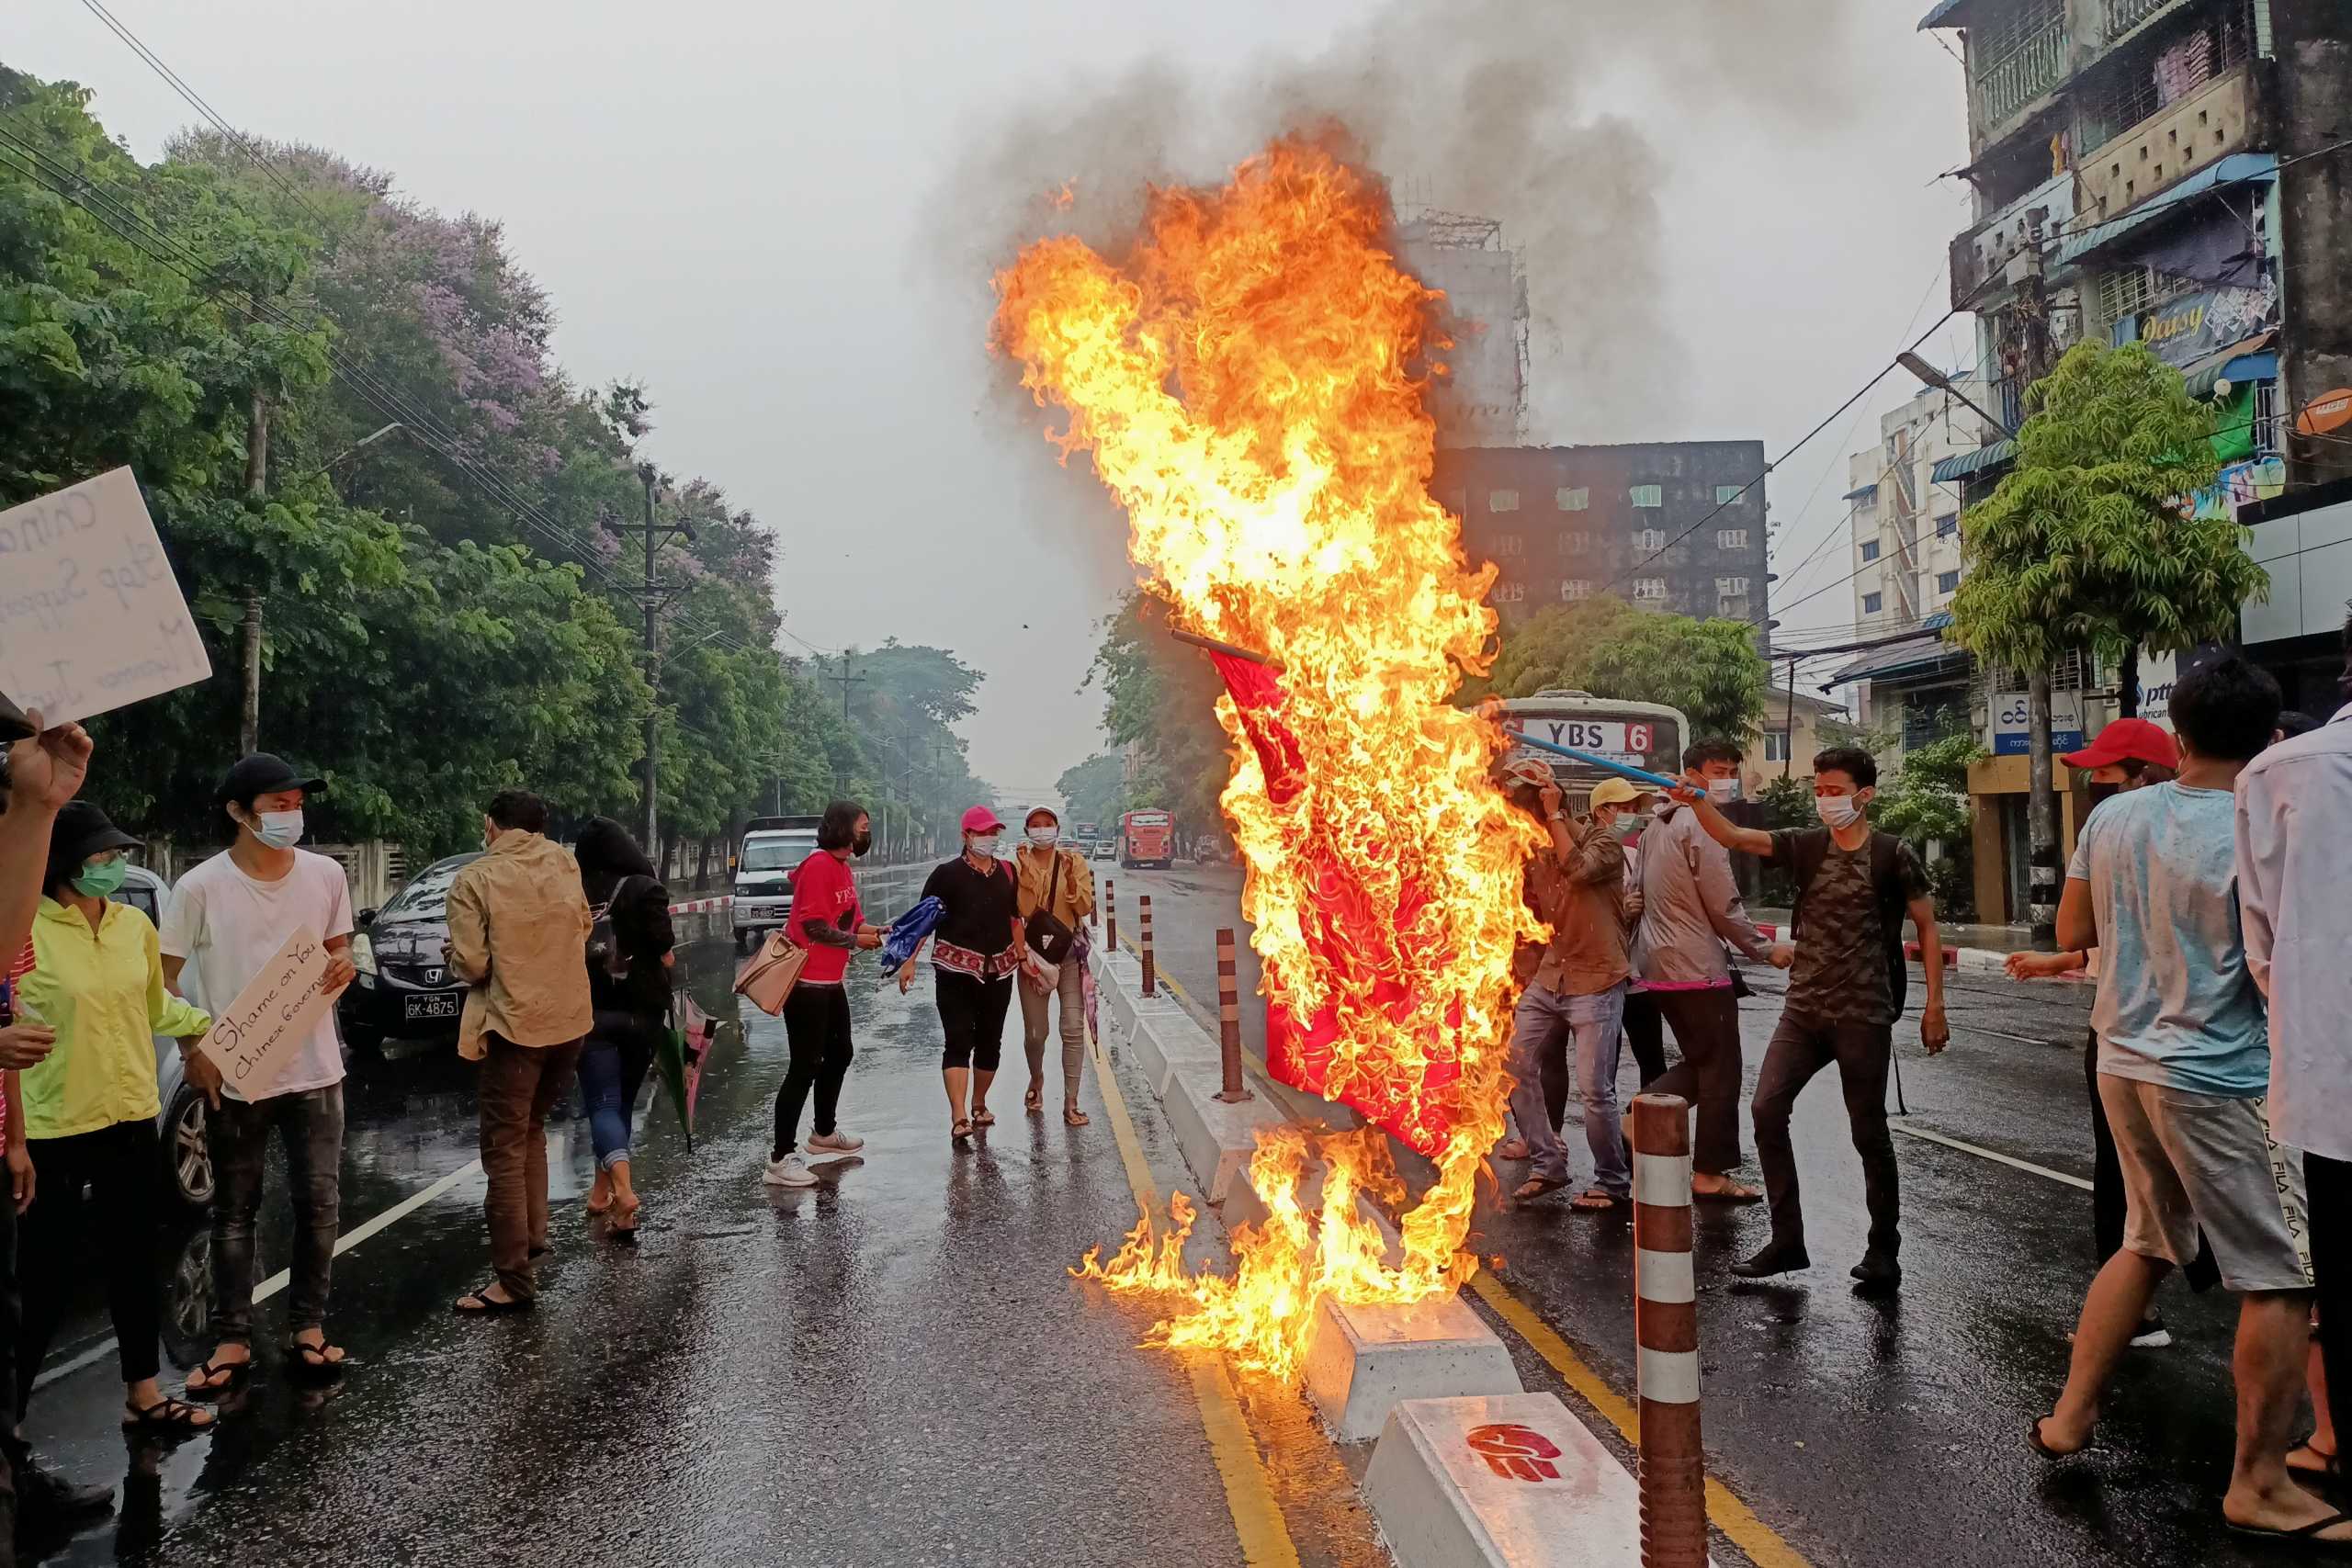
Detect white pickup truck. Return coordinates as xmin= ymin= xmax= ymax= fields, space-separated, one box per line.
xmin=732 ymin=815 xmax=820 ymax=952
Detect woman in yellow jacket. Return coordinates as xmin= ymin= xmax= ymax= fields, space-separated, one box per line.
xmin=16 ymin=802 xmax=216 ymax=1436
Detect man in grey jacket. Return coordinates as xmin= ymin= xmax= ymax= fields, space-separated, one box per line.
xmin=1636 ymin=739 xmax=1791 ymax=1201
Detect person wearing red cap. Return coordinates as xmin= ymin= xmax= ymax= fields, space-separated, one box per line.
xmin=896 ymin=807 xmax=1024 ymax=1141
xmin=2009 ymin=715 xmax=2211 ymax=1347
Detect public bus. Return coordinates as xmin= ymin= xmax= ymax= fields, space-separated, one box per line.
xmin=1498 ymin=689 xmax=1691 ymax=811
xmin=1118 ymin=809 xmax=1175 ymax=870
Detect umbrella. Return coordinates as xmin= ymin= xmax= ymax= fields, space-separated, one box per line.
xmin=655 ymin=995 xmax=718 ymax=1149
xmin=1072 ymin=919 xmax=1100 ymax=1044
xmin=878 ymin=897 xmax=944 ymax=972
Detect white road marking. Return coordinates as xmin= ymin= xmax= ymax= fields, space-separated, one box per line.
xmin=1890 ymin=1123 xmax=2091 ymax=1191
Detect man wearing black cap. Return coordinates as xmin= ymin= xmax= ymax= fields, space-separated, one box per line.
xmin=159 ymin=754 xmax=356 ymax=1393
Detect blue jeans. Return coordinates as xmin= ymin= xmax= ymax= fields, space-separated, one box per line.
xmin=1507 ymin=981 xmax=1630 ymax=1195
xmin=577 ymin=1035 xmax=640 ymax=1169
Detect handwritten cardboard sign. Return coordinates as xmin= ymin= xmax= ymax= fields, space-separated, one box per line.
xmin=0 ymin=468 xmax=212 ymax=727
xmin=197 ymin=924 xmax=338 ymax=1100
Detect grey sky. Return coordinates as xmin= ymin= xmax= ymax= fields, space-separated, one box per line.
xmin=15 ymin=0 xmax=1976 ymax=796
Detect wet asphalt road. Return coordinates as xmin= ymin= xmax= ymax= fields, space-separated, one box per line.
xmin=17 ymin=891 xmax=1384 ymax=1568
xmin=1114 ymin=862 xmax=2321 ymax=1568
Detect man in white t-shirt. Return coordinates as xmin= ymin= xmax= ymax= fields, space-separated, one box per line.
xmin=159 ymin=754 xmax=356 ymax=1395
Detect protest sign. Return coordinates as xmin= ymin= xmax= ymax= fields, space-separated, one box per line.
xmin=197 ymin=925 xmax=340 ymax=1101
xmin=0 ymin=468 xmax=212 ymax=728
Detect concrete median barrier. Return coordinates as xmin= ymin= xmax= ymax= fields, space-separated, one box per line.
xmin=1133 ymin=1006 xmax=1224 ymax=1098
xmin=1304 ymin=1296 xmax=1523 ymax=1443
xmin=1365 ymin=1393 xmax=1698 ymax=1568
xmin=1164 ymin=1061 xmax=1291 ymax=1205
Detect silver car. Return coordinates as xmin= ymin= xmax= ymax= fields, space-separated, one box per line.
xmin=111 ymin=864 xmax=213 ymax=1210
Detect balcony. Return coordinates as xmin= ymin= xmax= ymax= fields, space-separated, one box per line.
xmin=2077 ymin=62 xmax=2252 ymax=222
xmin=1949 ymin=168 xmax=2075 ymax=308
xmin=1973 ymin=10 xmax=2070 ymax=134
xmin=2103 ymin=0 xmax=2182 ymax=39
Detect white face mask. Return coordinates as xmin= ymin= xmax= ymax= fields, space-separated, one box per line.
xmin=1707 ymin=778 xmax=1741 ymax=803
xmin=1814 ymin=794 xmax=1862 ymax=829
xmin=968 ymin=833 xmax=1002 ymax=861
xmin=1027 ymin=827 xmax=1059 ymax=848
xmin=246 ymin=808 xmax=304 ymax=850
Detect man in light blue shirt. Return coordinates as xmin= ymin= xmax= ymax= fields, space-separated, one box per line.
xmin=2032 ymin=657 xmax=2339 ymax=1547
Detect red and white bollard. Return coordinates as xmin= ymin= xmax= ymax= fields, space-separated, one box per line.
xmin=1213 ymin=928 xmax=1252 ymax=1103
xmin=1137 ymin=894 xmax=1156 ymax=997
xmin=1104 ymin=880 xmax=1116 ymax=954
xmin=1630 ymin=1092 xmax=1706 ymax=1568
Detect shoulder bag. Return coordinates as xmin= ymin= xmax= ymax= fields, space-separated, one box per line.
xmin=1024 ymin=850 xmax=1077 ymax=966
xmin=734 ymin=929 xmax=808 ymax=1017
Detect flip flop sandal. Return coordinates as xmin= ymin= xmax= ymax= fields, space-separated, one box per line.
xmin=1064 ymin=1104 xmax=1091 ymax=1126
xmin=1569 ymin=1190 xmax=1624 ymax=1212
xmin=1024 ymin=1085 xmax=1045 ymax=1113
xmin=1693 ymin=1183 xmax=1765 ymax=1204
xmin=122 ymin=1395 xmax=212 ymax=1435
xmin=972 ymin=1109 xmax=997 ymax=1128
xmin=951 ymin=1118 xmax=974 ymax=1141
xmin=453 ymin=1287 xmax=534 ymax=1315
xmin=185 ymin=1358 xmax=251 ymax=1399
xmin=286 ymin=1341 xmax=347 ymax=1382
xmin=1512 ymin=1177 xmax=1569 ymax=1203
xmin=2028 ymin=1418 xmax=2086 ymax=1459
xmin=2225 ymin=1510 xmax=2352 ymax=1548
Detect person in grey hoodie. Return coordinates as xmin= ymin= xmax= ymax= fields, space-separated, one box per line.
xmin=1635 ymin=739 xmax=1792 ymax=1201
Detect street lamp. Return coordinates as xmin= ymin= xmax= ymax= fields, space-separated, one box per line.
xmin=1896 ymin=352 xmax=2015 ymax=439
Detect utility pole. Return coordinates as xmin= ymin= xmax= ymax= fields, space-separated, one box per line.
xmin=2014 ymin=230 xmax=2062 ymax=948
xmin=241 ymin=391 xmax=268 ymax=756
xmin=833 ymin=655 xmax=865 ymax=724
xmin=605 ymin=463 xmax=697 ymax=856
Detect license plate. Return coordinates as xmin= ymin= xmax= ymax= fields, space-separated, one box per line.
xmin=1506 ymin=718 xmax=1655 ymax=757
xmin=403 ymin=993 xmax=460 ymax=1022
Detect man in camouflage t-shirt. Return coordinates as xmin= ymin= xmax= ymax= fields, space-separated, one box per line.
xmin=1673 ymin=747 xmax=1949 ymax=1292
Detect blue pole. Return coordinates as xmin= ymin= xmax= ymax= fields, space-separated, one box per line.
xmin=1508 ymin=732 xmax=1684 ymax=793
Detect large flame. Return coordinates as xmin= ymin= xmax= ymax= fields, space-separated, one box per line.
xmin=993 ymin=139 xmax=1540 ymax=1379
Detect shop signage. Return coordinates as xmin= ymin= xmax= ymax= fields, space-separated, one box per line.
xmin=2135 ymin=281 xmax=2276 ymax=370
xmin=1992 ymin=690 xmax=2085 ymax=756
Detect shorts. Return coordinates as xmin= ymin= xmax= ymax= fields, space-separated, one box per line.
xmin=2098 ymin=1072 xmax=2312 ymax=1293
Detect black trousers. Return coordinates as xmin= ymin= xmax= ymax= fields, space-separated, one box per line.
xmin=2310 ymin=1152 xmax=2351 ymax=1450
xmin=935 ymin=971 xmax=1012 ymax=1072
xmin=1648 ymin=989 xmax=1746 ymax=1176
xmin=1751 ymin=1013 xmax=1898 ymax=1257
xmin=18 ymin=1120 xmax=164 ymax=1416
xmin=0 ymin=1184 xmax=17 ymax=1562
xmin=2083 ymin=1030 xmax=2220 ymax=1291
xmin=1621 ymin=989 xmax=1668 ymax=1088
xmin=775 ymin=984 xmax=855 ymax=1156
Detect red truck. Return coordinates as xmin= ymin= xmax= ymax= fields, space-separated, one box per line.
xmin=1118 ymin=809 xmax=1174 ymax=870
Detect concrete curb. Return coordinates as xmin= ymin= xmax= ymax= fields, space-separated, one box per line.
xmin=1304 ymin=1297 xmax=1523 ymax=1443
xmin=1162 ymin=1060 xmax=1292 ymax=1205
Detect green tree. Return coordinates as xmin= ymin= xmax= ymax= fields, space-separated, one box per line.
xmin=1088 ymin=594 xmax=1231 ymax=845
xmin=1946 ymin=340 xmax=2266 ymax=939
xmin=1056 ymin=753 xmax=1128 ymax=831
xmin=1870 ymin=731 xmax=1983 ymax=919
xmin=1486 ymin=599 xmax=1772 ymax=740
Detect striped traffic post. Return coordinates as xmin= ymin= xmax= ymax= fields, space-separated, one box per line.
xmin=1138 ymin=895 xmax=1157 ymax=997
xmin=1630 ymin=1092 xmax=1706 ymax=1568
xmin=1212 ymin=928 xmax=1252 ymax=1102
xmin=1105 ymin=881 xmax=1117 ymax=953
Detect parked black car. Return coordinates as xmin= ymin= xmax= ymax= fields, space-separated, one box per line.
xmin=340 ymin=852 xmax=481 ymax=1054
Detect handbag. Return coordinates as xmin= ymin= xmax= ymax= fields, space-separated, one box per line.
xmin=1023 ymin=850 xmax=1077 ymax=966
xmin=734 ymin=930 xmax=807 ymax=1017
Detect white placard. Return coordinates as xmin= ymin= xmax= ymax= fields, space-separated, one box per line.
xmin=196 ymin=924 xmax=338 ymax=1101
xmin=0 ymin=468 xmax=213 ymax=727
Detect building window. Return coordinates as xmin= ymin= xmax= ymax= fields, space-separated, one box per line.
xmin=1561 ymin=579 xmax=1592 ymax=602
xmin=1488 ymin=489 xmax=1521 ymax=513
xmin=1763 ymin=729 xmax=1790 ymax=763
xmin=1716 ymin=528 xmax=1749 ymax=550
xmin=1558 ymin=530 xmax=1592 ymax=553
xmin=1630 ymin=484 xmax=1662 ymax=508
xmin=1718 ymin=595 xmax=1750 ymax=619
xmin=1860 ymin=538 xmax=1881 ymax=561
xmin=1635 ymin=527 xmax=1667 ymax=553
xmin=1496 ymin=534 xmax=1524 ymax=558
xmin=1633 ymin=578 xmax=1667 ymax=602
xmin=1715 ymin=484 xmax=1746 ymax=504
xmin=1494 ymin=581 xmax=1525 ymax=604
xmin=1938 ymin=570 xmax=1961 ymax=594
xmin=1556 ymin=487 xmax=1589 ymax=512
xmin=1716 ymin=576 xmax=1749 ymax=595
xmin=1936 ymin=513 xmax=1958 ymax=537
xmin=1862 ymin=592 xmax=1883 ymax=615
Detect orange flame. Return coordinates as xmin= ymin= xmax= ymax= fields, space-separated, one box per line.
xmin=996 ymin=139 xmax=1540 ymax=1379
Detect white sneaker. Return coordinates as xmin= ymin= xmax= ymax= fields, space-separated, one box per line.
xmin=806 ymin=1130 xmax=865 ymax=1155
xmin=762 ymin=1155 xmax=817 ymax=1188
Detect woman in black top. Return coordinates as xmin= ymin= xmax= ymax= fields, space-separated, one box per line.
xmin=897 ymin=806 xmax=1023 ymax=1141
xmin=574 ymin=818 xmax=674 ymax=1234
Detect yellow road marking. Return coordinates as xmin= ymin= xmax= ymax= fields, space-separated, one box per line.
xmin=1471 ymin=1274 xmax=1815 ymax=1568
xmin=1089 ymin=1022 xmax=1302 ymax=1568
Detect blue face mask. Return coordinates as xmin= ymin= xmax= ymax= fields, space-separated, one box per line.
xmin=247 ymin=808 xmax=304 ymax=850
xmin=73 ymin=857 xmax=128 ymax=897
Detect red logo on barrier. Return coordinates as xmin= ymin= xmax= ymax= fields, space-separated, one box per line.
xmin=1466 ymin=1423 xmax=1563 ymax=1482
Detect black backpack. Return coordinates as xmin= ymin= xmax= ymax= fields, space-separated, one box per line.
xmin=1781 ymin=829 xmax=1912 ymax=1016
